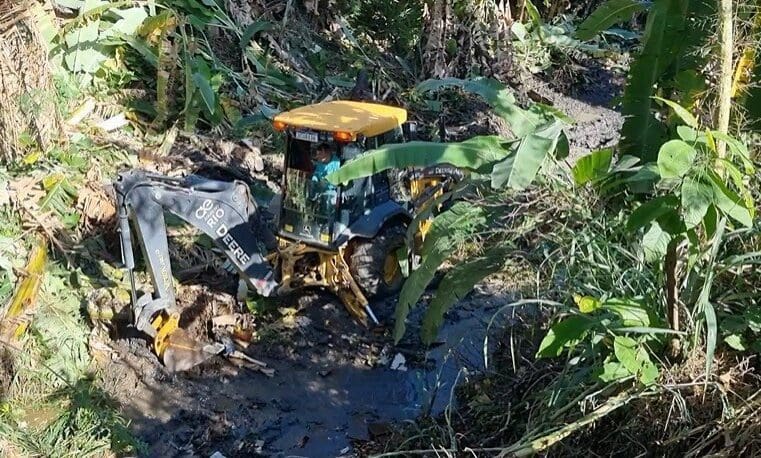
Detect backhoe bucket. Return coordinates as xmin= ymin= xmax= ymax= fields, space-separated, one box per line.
xmin=151 ymin=310 xmax=219 ymax=372
xmin=162 ymin=328 xmax=220 ymax=372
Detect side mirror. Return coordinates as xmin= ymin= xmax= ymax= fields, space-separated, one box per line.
xmin=402 ymin=121 xmax=418 ymax=142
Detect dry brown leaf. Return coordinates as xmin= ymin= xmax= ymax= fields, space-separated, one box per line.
xmin=77 ymin=183 xmax=116 ymax=227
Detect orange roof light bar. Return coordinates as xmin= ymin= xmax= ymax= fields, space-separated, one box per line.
xmin=273 ymin=120 xmax=287 ymax=131
xmin=333 ymin=131 xmax=354 ymax=142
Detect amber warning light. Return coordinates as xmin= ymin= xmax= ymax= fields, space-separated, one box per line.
xmin=333 ymin=131 xmax=354 ymax=142
xmin=273 ymin=120 xmax=287 ymax=131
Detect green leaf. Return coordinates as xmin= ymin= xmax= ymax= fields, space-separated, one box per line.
xmin=576 ymin=0 xmax=648 ymax=41
xmin=537 ymin=315 xmax=595 ymax=358
xmin=603 ymin=298 xmax=652 ymax=327
xmin=642 ymin=222 xmax=670 ymax=263
xmin=677 ymin=125 xmax=701 ymax=143
xmin=490 ymin=121 xmax=564 ymax=190
xmin=120 ymin=34 xmax=158 ymax=67
xmin=710 ymin=130 xmax=755 ymax=174
xmin=657 ymin=139 xmax=696 ymax=179
xmin=704 ymin=301 xmax=717 ymax=376
xmin=393 ymin=203 xmax=487 ymax=342
xmin=626 ymin=195 xmax=679 ymax=232
xmin=703 ymin=204 xmax=718 ymax=239
xmin=724 ymin=334 xmax=746 ymax=351
xmin=420 ymin=245 xmax=510 ymax=344
xmin=613 ymin=336 xmax=658 ymax=385
xmin=240 ymin=20 xmax=273 ymax=49
xmin=572 ymin=148 xmax=613 ymax=185
xmin=511 ymin=22 xmax=528 ymax=42
xmin=102 ymin=7 xmax=148 ymax=37
xmin=598 ymin=361 xmax=632 ymax=382
xmin=192 ymin=72 xmax=217 ymax=116
xmin=681 ymin=177 xmax=713 ymax=229
xmin=328 ymin=136 xmax=513 ymax=186
xmin=620 ymin=0 xmax=689 ymax=161
xmin=707 ymin=171 xmax=753 ymax=227
xmin=64 ymin=19 xmax=100 ymax=48
xmin=556 ymin=131 xmax=570 ymax=160
xmin=745 ymin=308 xmax=761 ymax=333
xmin=574 ymin=294 xmax=601 ymax=314
xmin=523 ymin=0 xmax=543 ymax=31
xmin=64 ymin=45 xmax=109 ymax=74
xmin=653 ymin=96 xmax=699 ymax=128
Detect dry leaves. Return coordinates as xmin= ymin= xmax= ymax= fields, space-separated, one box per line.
xmin=77 ymin=170 xmax=117 ymax=230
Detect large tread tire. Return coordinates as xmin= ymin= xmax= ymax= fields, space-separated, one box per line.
xmin=349 ymin=224 xmax=407 ymax=300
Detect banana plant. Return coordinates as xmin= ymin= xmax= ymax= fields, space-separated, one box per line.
xmin=576 ymin=0 xmax=715 ymax=162
xmin=328 ymin=77 xmax=572 ymax=343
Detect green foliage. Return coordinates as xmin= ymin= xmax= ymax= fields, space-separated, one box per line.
xmin=39 ymin=174 xmax=80 ymax=229
xmin=329 ymin=77 xmax=571 ymax=342
xmin=571 ymin=148 xmax=613 ymax=185
xmin=537 ymin=296 xmax=663 ymax=386
xmin=619 ymin=0 xmax=690 ymax=161
xmin=575 ymin=0 xmax=649 ymax=41
xmin=490 ymin=121 xmax=565 ymax=190
xmin=627 ymin=105 xmax=755 ymax=252
xmin=394 ymin=202 xmax=489 ymax=342
xmin=328 ymin=136 xmax=513 ymax=185
xmin=337 ymin=0 xmax=424 ymax=56
xmin=420 ymin=245 xmax=511 ymax=344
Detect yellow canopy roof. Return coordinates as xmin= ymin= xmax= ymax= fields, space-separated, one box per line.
xmin=274 ymin=101 xmax=407 ymax=138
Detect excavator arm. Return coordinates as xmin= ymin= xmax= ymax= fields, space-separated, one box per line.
xmin=114 ymin=170 xmax=279 ymax=371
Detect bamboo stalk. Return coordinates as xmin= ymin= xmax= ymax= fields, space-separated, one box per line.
xmin=0 ymin=238 xmax=47 ymax=341
xmin=716 ymin=0 xmax=734 ymax=161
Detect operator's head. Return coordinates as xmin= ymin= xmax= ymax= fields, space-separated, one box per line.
xmin=314 ymin=143 xmax=332 ymax=163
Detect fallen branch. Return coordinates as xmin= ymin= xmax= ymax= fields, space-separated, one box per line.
xmin=498 ymin=390 xmax=652 ymax=457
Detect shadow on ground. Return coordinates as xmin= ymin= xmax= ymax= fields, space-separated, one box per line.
xmin=98 ymin=281 xmax=520 ymax=457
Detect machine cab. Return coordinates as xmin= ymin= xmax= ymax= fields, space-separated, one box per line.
xmin=272 ymin=101 xmax=408 ymax=249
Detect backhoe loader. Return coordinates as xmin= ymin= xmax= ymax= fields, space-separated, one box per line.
xmin=115 ymin=100 xmax=462 ymax=371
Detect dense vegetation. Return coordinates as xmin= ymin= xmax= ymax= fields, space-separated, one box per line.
xmin=0 ymin=0 xmax=760 ymax=456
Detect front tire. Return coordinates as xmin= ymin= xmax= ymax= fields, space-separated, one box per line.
xmin=349 ymin=224 xmax=407 ymax=300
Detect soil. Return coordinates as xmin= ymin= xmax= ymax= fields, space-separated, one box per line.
xmin=93 ymin=59 xmax=625 ymax=457
xmin=97 ymin=281 xmax=516 ymax=457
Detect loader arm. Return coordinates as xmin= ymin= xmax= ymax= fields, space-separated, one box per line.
xmin=114 ymin=170 xmax=278 ymax=370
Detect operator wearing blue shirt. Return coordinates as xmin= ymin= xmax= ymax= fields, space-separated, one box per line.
xmin=311 ymin=143 xmax=340 ymax=188
xmin=310 ymin=143 xmax=340 ymax=214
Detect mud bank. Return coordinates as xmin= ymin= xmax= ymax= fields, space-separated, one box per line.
xmin=99 ymin=282 xmax=514 ymax=457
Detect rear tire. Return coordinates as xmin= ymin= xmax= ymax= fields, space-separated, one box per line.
xmin=349 ymin=224 xmax=407 ymax=300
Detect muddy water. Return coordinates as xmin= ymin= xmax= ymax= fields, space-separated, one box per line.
xmin=107 ymin=285 xmax=513 ymax=457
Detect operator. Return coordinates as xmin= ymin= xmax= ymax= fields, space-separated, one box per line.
xmin=310 ymin=143 xmax=341 ymax=214
xmin=311 ymin=143 xmax=340 ymax=188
